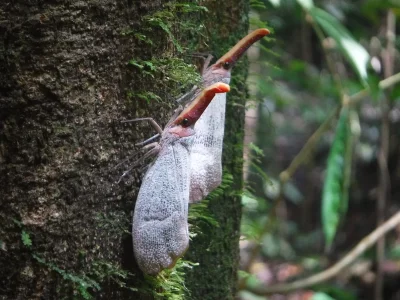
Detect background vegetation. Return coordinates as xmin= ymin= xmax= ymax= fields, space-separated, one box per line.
xmin=239 ymin=0 xmax=400 ymax=299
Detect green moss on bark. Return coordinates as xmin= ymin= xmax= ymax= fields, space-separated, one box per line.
xmin=0 ymin=0 xmax=206 ymax=299
xmin=184 ymin=0 xmax=249 ymax=299
xmin=0 ymin=0 xmax=248 ymax=298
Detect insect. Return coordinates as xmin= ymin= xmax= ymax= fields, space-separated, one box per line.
xmin=188 ymin=28 xmax=270 ymax=202
xmin=131 ymin=82 xmax=230 ymax=275
xmin=140 ymin=29 xmax=270 ymax=203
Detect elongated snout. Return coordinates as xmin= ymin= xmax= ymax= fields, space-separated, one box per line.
xmin=215 ymin=28 xmax=270 ymax=68
xmin=169 ymin=82 xmax=230 ymax=137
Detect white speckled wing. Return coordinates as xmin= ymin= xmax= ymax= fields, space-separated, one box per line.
xmin=132 ymin=140 xmax=190 ymax=275
xmin=189 ymin=91 xmax=227 ymax=203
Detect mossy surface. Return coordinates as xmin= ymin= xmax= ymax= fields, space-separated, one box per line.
xmin=0 ymin=0 xmax=247 ymax=298
xmin=0 ymin=0 xmax=206 ymax=299
xmin=184 ymin=0 xmax=249 ymax=299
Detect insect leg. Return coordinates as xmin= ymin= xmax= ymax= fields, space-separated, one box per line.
xmin=135 ymin=133 xmax=161 ymax=147
xmin=111 ymin=148 xmax=145 ymax=172
xmin=117 ymin=142 xmax=160 ymax=183
xmin=184 ymin=53 xmax=213 ymax=76
xmin=122 ymin=117 xmax=163 ymax=135
xmin=202 ymin=54 xmax=213 ymax=74
xmin=112 ymin=137 xmax=160 ymax=172
xmin=175 ymin=85 xmax=198 ymax=105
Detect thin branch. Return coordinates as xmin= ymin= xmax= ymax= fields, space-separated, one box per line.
xmin=245 ymin=211 xmax=400 ymax=295
xmin=280 ymin=106 xmax=340 ymax=183
xmin=379 ymin=72 xmax=400 ymax=90
xmin=376 ymin=9 xmax=396 ymax=300
xmin=347 ymin=72 xmax=400 ymax=105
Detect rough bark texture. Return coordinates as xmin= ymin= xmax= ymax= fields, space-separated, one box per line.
xmin=0 ymin=0 xmax=174 ymax=298
xmin=0 ymin=0 xmax=247 ymax=299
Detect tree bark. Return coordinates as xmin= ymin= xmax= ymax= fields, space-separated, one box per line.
xmin=0 ymin=0 xmax=248 ymax=299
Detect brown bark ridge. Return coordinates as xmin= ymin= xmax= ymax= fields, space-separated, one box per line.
xmin=0 ymin=0 xmax=181 ymax=298
xmin=0 ymin=0 xmax=248 ymax=299
xmin=184 ymin=1 xmax=249 ymax=299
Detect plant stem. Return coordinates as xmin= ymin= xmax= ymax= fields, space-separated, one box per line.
xmin=245 ymin=211 xmax=400 ymax=295
xmin=375 ymin=9 xmax=396 ymax=300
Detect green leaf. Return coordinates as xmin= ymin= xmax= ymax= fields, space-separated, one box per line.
xmin=296 ymin=0 xmax=314 ymax=10
xmin=237 ymin=290 xmax=269 ymax=300
xmin=129 ymin=60 xmax=144 ymax=69
xmin=248 ymin=142 xmax=265 ymax=157
xmin=322 ymin=107 xmax=352 ymax=248
xmin=136 ymin=91 xmax=162 ymax=103
xmin=21 ymin=230 xmax=32 ymax=248
xmin=142 ymin=61 xmax=156 ymax=71
xmin=32 ymin=254 xmax=101 ymax=299
xmin=146 ymin=17 xmax=183 ymax=53
xmin=341 ymin=111 xmax=360 ymax=216
xmin=251 ymin=0 xmax=268 ymax=9
xmin=366 ymin=74 xmax=383 ymax=102
xmin=312 ymin=292 xmax=335 ymax=300
xmin=316 ymin=284 xmax=357 ymax=300
xmin=170 ymin=3 xmax=208 ymax=13
xmin=12 ymin=218 xmax=23 ymax=227
xmin=310 ymin=8 xmax=370 ymax=85
xmin=389 ymin=243 xmax=400 ymax=259
xmin=362 ymin=0 xmax=400 ymax=22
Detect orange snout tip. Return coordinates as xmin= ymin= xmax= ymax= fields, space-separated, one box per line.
xmin=207 ymin=82 xmax=230 ymax=93
xmin=257 ymin=28 xmax=271 ymax=36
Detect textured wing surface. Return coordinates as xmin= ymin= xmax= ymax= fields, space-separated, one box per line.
xmin=189 ymin=92 xmax=227 ymax=202
xmin=132 ymin=142 xmax=190 ymax=275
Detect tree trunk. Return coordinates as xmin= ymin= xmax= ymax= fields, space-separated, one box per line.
xmin=0 ymin=0 xmax=247 ymax=299
xmin=184 ymin=1 xmax=249 ymax=299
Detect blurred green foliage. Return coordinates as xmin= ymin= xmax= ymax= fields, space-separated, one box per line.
xmin=241 ymin=0 xmax=400 ymax=298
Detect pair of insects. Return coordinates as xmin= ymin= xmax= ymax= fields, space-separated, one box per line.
xmin=129 ymin=29 xmax=270 ymax=275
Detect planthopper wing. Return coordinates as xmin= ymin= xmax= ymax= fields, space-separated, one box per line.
xmin=188 ymin=29 xmax=270 ymax=203
xmin=131 ymin=82 xmax=230 ymax=274
xmin=189 ymin=90 xmax=227 ymax=203
xmin=132 ymin=141 xmax=190 ymax=275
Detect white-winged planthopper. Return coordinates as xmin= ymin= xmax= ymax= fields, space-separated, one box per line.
xmin=140 ymin=29 xmax=271 ymax=203
xmin=130 ymin=82 xmax=230 ymax=275
xmin=188 ymin=28 xmax=270 ymax=202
